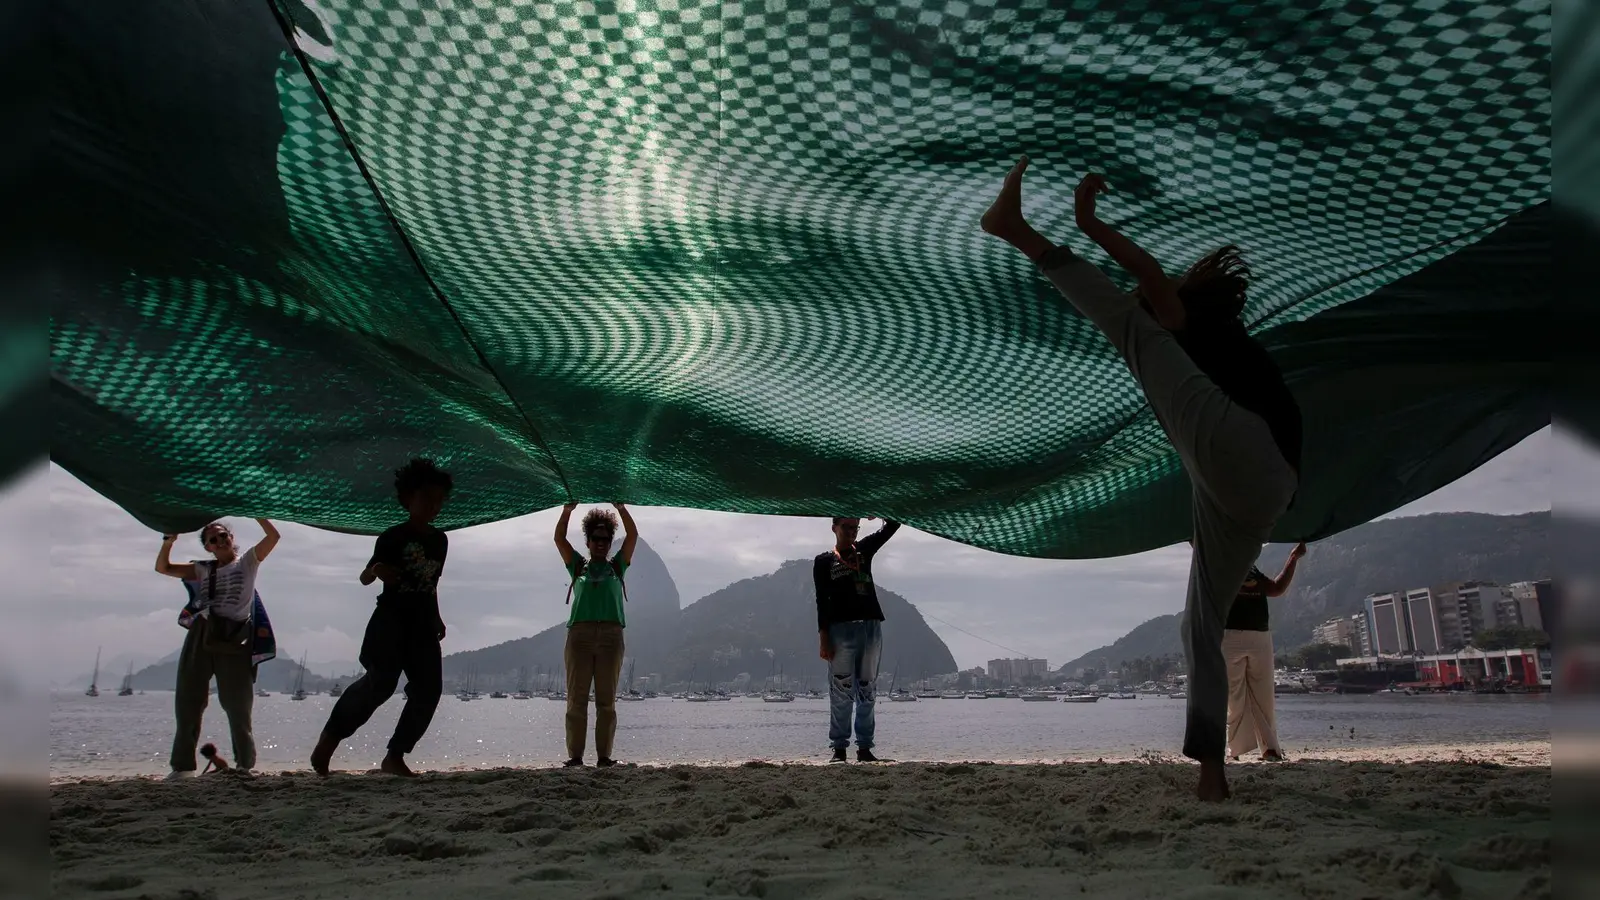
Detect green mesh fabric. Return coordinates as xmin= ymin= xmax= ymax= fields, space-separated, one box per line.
xmin=48 ymin=0 xmax=1550 ymax=557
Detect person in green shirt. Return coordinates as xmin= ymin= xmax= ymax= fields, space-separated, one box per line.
xmin=554 ymin=502 xmax=637 ymax=767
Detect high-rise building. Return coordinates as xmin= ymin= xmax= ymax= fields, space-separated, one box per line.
xmin=1509 ymin=581 xmax=1548 ymax=631
xmin=1403 ymin=588 xmax=1446 ymax=654
xmin=1365 ymin=592 xmax=1411 ymax=655
xmin=987 ymin=658 xmax=1049 ymax=683
xmin=1312 ymin=616 xmax=1356 ymax=651
xmin=1352 ymin=612 xmax=1373 ymax=657
xmin=1455 ymin=582 xmax=1514 ymax=644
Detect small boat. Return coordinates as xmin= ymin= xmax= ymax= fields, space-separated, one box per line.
xmin=964 ymin=692 xmax=987 ymax=699
xmin=255 ymin=688 xmax=271 ymax=698
xmin=1060 ymin=694 xmax=1101 ymax=703
xmin=291 ymin=653 xmax=309 ymax=700
xmin=490 ymin=690 xmax=508 ymax=699
xmin=619 ymin=690 xmax=646 ymax=702
xmin=915 ymin=690 xmax=939 ymax=699
xmin=888 ymin=689 xmax=917 ymax=702
xmin=1020 ymin=692 xmax=1056 ymax=702
xmin=1167 ymin=692 xmax=1186 ymax=699
xmin=328 ymin=683 xmax=343 ymax=698
xmin=762 ymin=691 xmax=795 ymax=703
xmin=939 ymin=691 xmax=964 ymax=699
xmin=685 ymin=692 xmax=709 ymax=702
xmin=85 ymin=648 xmax=101 ymax=698
xmin=511 ymin=690 xmax=532 ymax=700
xmin=117 ymin=664 xmax=134 ymax=697
xmin=1107 ymin=692 xmax=1137 ymax=699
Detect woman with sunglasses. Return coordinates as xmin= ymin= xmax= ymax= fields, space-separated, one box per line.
xmin=155 ymin=518 xmax=280 ymax=778
xmin=553 ymin=502 xmax=637 ymax=767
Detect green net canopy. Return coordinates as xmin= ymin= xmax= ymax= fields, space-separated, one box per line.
xmin=48 ymin=0 xmax=1549 ymax=558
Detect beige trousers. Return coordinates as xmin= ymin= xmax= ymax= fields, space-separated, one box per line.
xmin=1223 ymin=629 xmax=1280 ymax=757
xmin=564 ymin=622 xmax=625 ymax=761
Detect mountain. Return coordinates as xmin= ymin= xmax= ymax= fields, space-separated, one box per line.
xmin=1056 ymin=511 xmax=1551 ymax=676
xmin=128 ymin=653 xmax=341 ymax=693
xmin=667 ymin=559 xmax=958 ymax=688
xmin=438 ymin=542 xmax=959 ymax=690
xmin=439 ymin=537 xmax=683 ymax=686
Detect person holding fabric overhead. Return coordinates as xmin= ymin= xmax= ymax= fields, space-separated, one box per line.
xmin=312 ymin=458 xmax=453 ymax=777
xmin=554 ymin=502 xmax=637 ymax=768
xmin=155 ymin=518 xmax=281 ymax=778
xmin=982 ymin=157 xmax=1302 ymax=800
xmin=1225 ymin=541 xmax=1308 ymax=762
xmin=814 ymin=516 xmax=901 ymax=763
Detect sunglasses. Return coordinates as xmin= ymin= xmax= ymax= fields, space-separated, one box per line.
xmin=204 ymin=532 xmax=232 ymax=546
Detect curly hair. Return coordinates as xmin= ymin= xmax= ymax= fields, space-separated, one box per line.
xmin=394 ymin=457 xmax=453 ymax=503
xmin=582 ymin=508 xmax=619 ymax=541
xmin=1177 ymin=245 xmax=1251 ymax=322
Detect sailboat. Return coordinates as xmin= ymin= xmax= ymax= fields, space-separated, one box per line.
xmin=117 ymin=664 xmax=134 ymax=697
xmin=886 ymin=659 xmax=917 ymax=701
xmin=512 ymin=665 xmax=532 ymax=700
xmin=619 ymin=659 xmax=644 ymax=701
xmin=85 ymin=648 xmax=101 ymax=697
xmin=291 ymin=653 xmax=308 ymax=700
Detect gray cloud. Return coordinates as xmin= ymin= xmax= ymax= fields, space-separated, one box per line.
xmin=8 ymin=426 xmax=1549 ymax=686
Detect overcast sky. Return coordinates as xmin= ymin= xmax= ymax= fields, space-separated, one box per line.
xmin=4 ymin=426 xmax=1558 ymax=687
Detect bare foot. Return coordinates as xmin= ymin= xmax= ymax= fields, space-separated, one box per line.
xmin=1196 ymin=758 xmax=1231 ymax=801
xmin=980 ymin=155 xmax=1031 ymax=238
xmin=310 ymin=735 xmax=336 ymax=777
xmin=380 ymin=753 xmax=417 ymax=777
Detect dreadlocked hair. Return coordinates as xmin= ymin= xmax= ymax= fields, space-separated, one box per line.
xmin=393 ymin=457 xmax=454 ymax=504
xmin=1177 ymin=245 xmax=1251 ymax=322
xmin=582 ymin=508 xmax=619 ymax=541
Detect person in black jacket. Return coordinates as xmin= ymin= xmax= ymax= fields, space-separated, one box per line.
xmin=814 ymin=517 xmax=901 ymax=762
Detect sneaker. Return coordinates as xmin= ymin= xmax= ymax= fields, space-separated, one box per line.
xmin=830 ymin=747 xmax=848 ymax=763
xmin=165 ymin=769 xmax=197 ymax=781
xmin=856 ymin=748 xmax=879 ymax=763
xmin=563 ymin=758 xmax=584 ymax=767
xmin=596 ymin=757 xmax=617 ymax=768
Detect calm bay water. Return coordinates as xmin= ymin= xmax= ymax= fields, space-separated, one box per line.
xmin=49 ymin=690 xmax=1551 ymax=778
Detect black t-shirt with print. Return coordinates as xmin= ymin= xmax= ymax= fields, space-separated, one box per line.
xmin=812 ymin=521 xmax=901 ymax=633
xmin=1225 ymin=567 xmax=1271 ymax=631
xmin=368 ymin=523 xmax=448 ymax=614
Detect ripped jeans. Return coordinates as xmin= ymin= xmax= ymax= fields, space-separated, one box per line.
xmin=826 ymin=620 xmax=883 ymax=750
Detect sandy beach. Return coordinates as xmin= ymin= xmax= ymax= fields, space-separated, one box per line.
xmin=49 ymin=741 xmax=1549 ymax=900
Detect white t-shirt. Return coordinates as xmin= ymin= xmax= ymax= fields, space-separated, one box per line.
xmin=194 ymin=548 xmax=261 ymax=621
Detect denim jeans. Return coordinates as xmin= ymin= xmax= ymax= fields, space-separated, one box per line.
xmin=827 ymin=620 xmax=882 ymax=750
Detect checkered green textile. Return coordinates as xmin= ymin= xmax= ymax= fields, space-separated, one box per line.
xmin=48 ymin=0 xmax=1550 ymax=556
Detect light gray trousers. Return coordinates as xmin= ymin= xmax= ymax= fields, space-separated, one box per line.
xmin=1041 ymin=253 xmax=1297 ymax=761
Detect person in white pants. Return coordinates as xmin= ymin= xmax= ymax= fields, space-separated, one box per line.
xmin=983 ymin=157 xmax=1303 ymax=801
xmin=1224 ymin=542 xmax=1307 ymax=762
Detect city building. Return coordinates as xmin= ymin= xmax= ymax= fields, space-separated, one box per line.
xmin=1403 ymin=588 xmax=1446 ymax=654
xmin=1509 ymin=580 xmax=1549 ymax=631
xmin=1365 ymin=592 xmax=1411 ymax=655
xmin=1312 ymin=616 xmax=1356 ymax=651
xmin=1455 ymin=582 xmax=1515 ymax=643
xmin=987 ymin=658 xmax=1049 ymax=684
xmin=1414 ymin=647 xmax=1552 ymax=688
xmin=1352 ymin=611 xmax=1373 ymax=657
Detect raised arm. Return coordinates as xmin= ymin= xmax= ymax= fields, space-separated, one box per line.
xmin=554 ymin=502 xmax=578 ymax=568
xmin=1073 ymin=175 xmax=1185 ymax=331
xmin=613 ymin=503 xmax=638 ymax=566
xmin=251 ymin=518 xmax=281 ymax=562
xmin=155 ymin=534 xmax=198 ymax=580
xmin=857 ymin=519 xmax=901 ymax=556
xmin=1264 ymin=542 xmax=1307 ymax=598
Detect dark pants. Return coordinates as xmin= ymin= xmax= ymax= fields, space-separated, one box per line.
xmin=170 ymin=617 xmax=256 ymax=771
xmin=320 ymin=603 xmax=442 ymax=755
